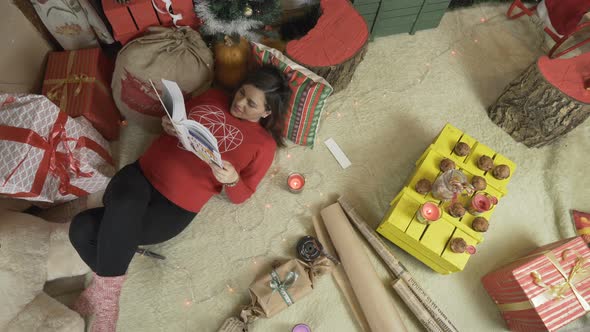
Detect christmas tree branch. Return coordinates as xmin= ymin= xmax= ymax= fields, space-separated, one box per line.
xmin=194 ymin=0 xmax=265 ymax=40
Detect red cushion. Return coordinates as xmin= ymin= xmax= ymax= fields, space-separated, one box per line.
xmin=538 ymin=54 xmax=590 ymax=103
xmin=285 ymin=0 xmax=369 ymax=67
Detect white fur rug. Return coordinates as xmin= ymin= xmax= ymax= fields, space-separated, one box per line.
xmin=111 ymin=4 xmax=590 ymax=332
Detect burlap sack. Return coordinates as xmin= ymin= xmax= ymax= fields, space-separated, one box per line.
xmin=112 ymin=26 xmax=214 ymax=132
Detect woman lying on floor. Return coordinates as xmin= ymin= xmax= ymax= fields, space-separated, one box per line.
xmin=68 ymin=65 xmax=291 ymax=331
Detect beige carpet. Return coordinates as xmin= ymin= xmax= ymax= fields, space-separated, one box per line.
xmin=111 ymin=4 xmax=590 ymax=332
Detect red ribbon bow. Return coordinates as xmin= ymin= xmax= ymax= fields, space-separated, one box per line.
xmin=0 ymin=111 xmax=113 ymax=199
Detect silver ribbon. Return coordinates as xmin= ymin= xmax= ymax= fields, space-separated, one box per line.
xmin=269 ymin=270 xmax=298 ymax=306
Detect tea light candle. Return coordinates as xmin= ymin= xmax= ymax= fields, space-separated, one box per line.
xmin=287 ymin=173 xmax=305 ymax=193
xmin=469 ymin=193 xmax=494 ymax=215
xmin=416 ymin=202 xmax=441 ymax=224
xmin=292 ymin=324 xmax=311 ymax=332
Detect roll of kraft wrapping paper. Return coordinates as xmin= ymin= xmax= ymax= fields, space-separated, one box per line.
xmin=312 ymin=216 xmax=371 ymax=332
xmin=320 ymin=203 xmax=408 ymax=332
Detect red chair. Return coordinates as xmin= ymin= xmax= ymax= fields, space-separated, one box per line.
xmin=507 ymin=0 xmax=590 ymax=58
xmin=507 ymin=0 xmax=538 ymax=20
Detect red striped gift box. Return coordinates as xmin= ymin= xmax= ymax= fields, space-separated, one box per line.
xmin=42 ymin=48 xmax=122 ymax=141
xmin=482 ymin=236 xmax=590 ymax=331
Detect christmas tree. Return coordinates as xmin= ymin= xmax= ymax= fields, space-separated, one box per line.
xmin=194 ymin=0 xmax=281 ymax=40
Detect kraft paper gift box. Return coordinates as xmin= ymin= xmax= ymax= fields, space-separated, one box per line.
xmin=217 ymin=257 xmax=333 ymax=332
xmin=481 ymin=236 xmax=590 ymax=331
xmin=42 ymin=48 xmax=121 ymax=141
xmin=237 ymin=258 xmax=332 ymax=321
xmin=0 ymin=94 xmax=115 ymax=203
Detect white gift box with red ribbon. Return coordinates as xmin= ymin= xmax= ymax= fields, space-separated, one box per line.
xmin=0 ymin=94 xmax=115 ymax=203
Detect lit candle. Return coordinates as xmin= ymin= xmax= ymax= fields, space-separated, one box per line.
xmin=468 ymin=193 xmax=495 ymax=215
xmin=287 ymin=173 xmax=305 ymax=193
xmin=416 ymin=202 xmax=441 ymax=224
xmin=292 ymin=324 xmax=311 ymax=332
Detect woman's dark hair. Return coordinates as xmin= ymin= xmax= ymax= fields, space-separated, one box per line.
xmin=242 ymin=65 xmax=292 ymax=148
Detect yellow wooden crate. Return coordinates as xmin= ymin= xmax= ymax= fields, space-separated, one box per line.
xmin=377 ymin=124 xmax=516 ymax=274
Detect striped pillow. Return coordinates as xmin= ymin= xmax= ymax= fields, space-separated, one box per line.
xmin=251 ymin=42 xmax=333 ymax=147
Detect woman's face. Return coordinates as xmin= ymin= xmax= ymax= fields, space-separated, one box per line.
xmin=230 ymin=84 xmax=270 ymax=122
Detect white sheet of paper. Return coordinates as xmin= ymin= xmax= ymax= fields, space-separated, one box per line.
xmin=324 ymin=138 xmax=351 ymax=169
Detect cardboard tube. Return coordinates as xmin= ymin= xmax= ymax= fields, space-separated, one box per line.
xmin=337 ymin=197 xmax=459 ymax=332
xmin=391 ymin=279 xmax=443 ymax=332
xmin=321 ymin=203 xmax=407 ymax=332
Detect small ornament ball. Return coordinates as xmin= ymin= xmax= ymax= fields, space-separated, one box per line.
xmin=244 ymin=5 xmax=253 ymax=17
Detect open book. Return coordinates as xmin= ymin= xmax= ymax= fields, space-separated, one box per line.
xmin=151 ymin=79 xmax=224 ymax=168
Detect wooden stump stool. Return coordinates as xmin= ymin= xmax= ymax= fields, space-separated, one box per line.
xmin=488 ymin=54 xmax=590 ymax=148
xmin=285 ymin=0 xmax=369 ymax=93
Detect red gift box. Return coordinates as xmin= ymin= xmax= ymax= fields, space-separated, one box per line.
xmin=482 ymin=236 xmax=590 ymax=331
xmin=0 ymin=94 xmax=115 ymax=203
xmin=42 ymin=49 xmax=122 ymax=141
xmin=102 ymin=0 xmax=199 ymax=45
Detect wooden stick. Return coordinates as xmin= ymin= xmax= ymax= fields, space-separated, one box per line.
xmin=338 ymin=197 xmax=459 ymax=332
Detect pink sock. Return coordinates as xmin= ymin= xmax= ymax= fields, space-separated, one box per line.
xmin=72 ymin=272 xmax=97 ymax=316
xmin=73 ymin=273 xmax=126 ymax=332
xmin=91 ymin=274 xmax=126 ymax=332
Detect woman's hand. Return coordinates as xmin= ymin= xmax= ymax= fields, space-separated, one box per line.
xmin=211 ymin=161 xmax=239 ymax=185
xmin=162 ymin=116 xmax=177 ymax=137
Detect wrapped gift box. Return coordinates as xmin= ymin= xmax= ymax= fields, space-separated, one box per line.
xmin=248 ymin=259 xmax=314 ymax=318
xmin=102 ymin=0 xmax=199 ymax=45
xmin=42 ymin=48 xmax=121 ymax=141
xmin=0 ymin=94 xmax=115 ymax=203
xmin=481 ymin=236 xmax=590 ymax=331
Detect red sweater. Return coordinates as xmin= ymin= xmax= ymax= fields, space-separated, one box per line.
xmin=139 ymin=89 xmax=276 ymax=212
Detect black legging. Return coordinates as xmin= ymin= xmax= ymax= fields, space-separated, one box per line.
xmin=69 ymin=161 xmax=196 ymax=277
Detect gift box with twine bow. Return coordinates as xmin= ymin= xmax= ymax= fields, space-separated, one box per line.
xmin=218 ymin=258 xmax=333 ymax=332
xmin=482 ymin=236 xmax=590 ymax=332
xmin=42 ymin=48 xmax=122 ymax=141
